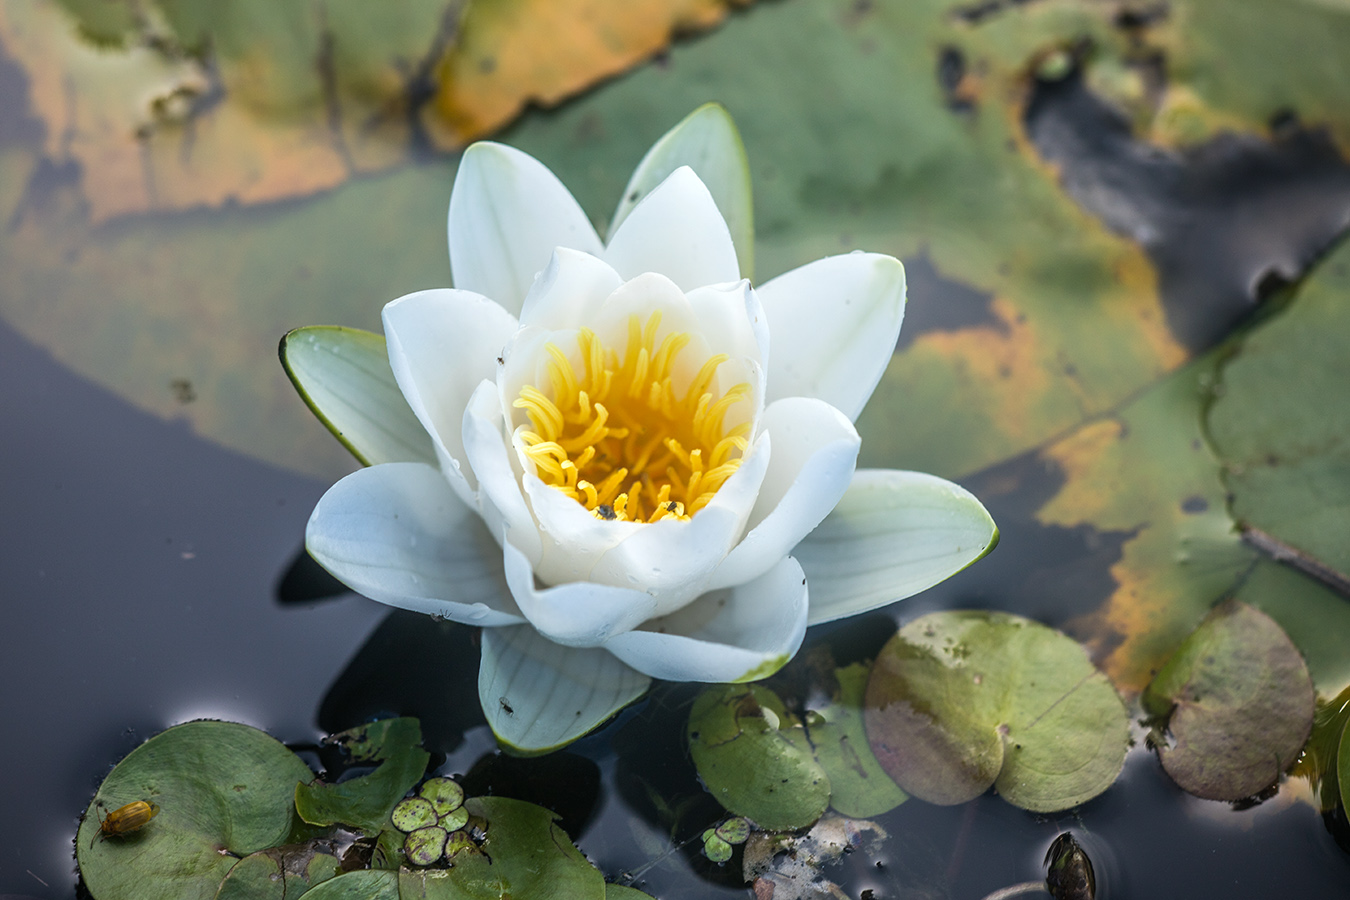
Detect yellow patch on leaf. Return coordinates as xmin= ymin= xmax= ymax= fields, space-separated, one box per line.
xmin=429 ymin=0 xmax=752 ymax=146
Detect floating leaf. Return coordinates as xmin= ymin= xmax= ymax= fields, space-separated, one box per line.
xmin=76 ymin=721 xmax=315 ymax=900
xmin=605 ymin=886 xmax=657 ymax=899
xmin=687 ymin=684 xmax=831 ymax=831
xmin=419 ymin=777 xmax=466 ymax=816
xmin=701 ymin=829 xmax=733 ymax=863
xmin=803 ymin=663 xmax=907 ymax=818
xmin=392 ymin=798 xmax=438 ymax=833
xmin=301 ymin=869 xmax=399 ymax=900
xmin=214 ymin=845 xmax=341 ymax=900
xmin=404 ymin=825 xmax=448 ymax=867
xmin=295 ymin=718 xmax=430 ymax=833
xmin=864 ymin=611 xmax=1129 ymax=812
xmin=1293 ymin=686 xmax=1350 ymax=812
xmin=1207 ymin=240 xmax=1350 ymax=585
xmin=1143 ymin=600 xmax=1315 ymax=801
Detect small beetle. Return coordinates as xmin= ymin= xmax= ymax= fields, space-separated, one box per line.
xmin=92 ymin=800 xmax=160 ymax=846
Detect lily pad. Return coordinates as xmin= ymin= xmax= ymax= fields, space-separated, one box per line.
xmin=302 ymin=869 xmax=400 ymax=900
xmin=1143 ymin=600 xmax=1315 ymax=801
xmin=214 ymin=845 xmax=341 ymax=900
xmin=295 ymin=718 xmax=430 ymax=833
xmin=605 ymin=886 xmax=657 ymax=899
xmin=803 ymin=663 xmax=907 ymax=818
xmin=688 ymin=684 xmax=831 ymax=831
xmin=76 ymin=720 xmax=316 ymax=900
xmin=864 ymin=611 xmax=1129 ymax=812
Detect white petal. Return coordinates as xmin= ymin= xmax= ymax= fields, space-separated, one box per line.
xmin=503 ymin=540 xmax=659 ymax=647
xmin=589 ymin=430 xmax=772 ymax=614
xmin=448 ymin=142 xmax=603 ymax=317
xmin=521 ymin=469 xmax=635 ymax=584
xmin=684 ymin=279 xmax=770 ymax=380
xmin=758 ymin=253 xmax=906 ymax=421
xmin=517 ymin=247 xmax=623 ymax=330
xmin=610 ymin=103 xmax=755 ymax=280
xmin=604 ymin=556 xmax=807 ymax=683
xmin=383 ymin=289 xmax=517 ymax=501
xmin=707 ymin=397 xmax=859 ymax=589
xmin=280 ymin=326 xmax=436 ymax=466
xmin=797 ymin=469 xmax=998 ymax=626
xmin=462 ymin=380 xmax=543 ymax=566
xmin=480 ymin=625 xmax=650 ymax=754
xmin=305 ymin=463 xmax=525 ymax=626
xmin=603 ymin=166 xmax=740 ymax=291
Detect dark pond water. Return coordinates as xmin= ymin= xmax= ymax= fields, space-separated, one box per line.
xmin=4 ymin=33 xmax=1350 ymax=900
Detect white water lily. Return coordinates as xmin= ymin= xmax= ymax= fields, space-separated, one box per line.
xmin=284 ymin=105 xmax=997 ymax=753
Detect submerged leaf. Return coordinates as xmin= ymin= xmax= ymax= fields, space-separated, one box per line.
xmin=864 ymin=611 xmax=1128 ymax=813
xmin=803 ymin=663 xmax=907 ymax=818
xmin=1143 ymin=600 xmax=1315 ymax=801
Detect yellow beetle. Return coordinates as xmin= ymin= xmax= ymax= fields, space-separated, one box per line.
xmin=92 ymin=800 xmax=160 ymax=846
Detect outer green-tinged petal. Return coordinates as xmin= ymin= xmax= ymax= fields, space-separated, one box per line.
xmin=610 ymin=102 xmax=754 ymax=280
xmin=280 ymin=326 xmax=435 ymax=467
xmin=384 ymin=289 xmax=517 ymax=500
xmin=603 ymin=167 xmax=741 ymax=292
xmin=480 ymin=624 xmax=650 ymax=754
xmin=305 ymin=462 xmax=525 ymax=626
xmin=757 ymin=253 xmax=906 ymax=421
xmin=448 ymin=142 xmax=604 ymax=317
xmin=798 ymin=469 xmax=998 ymax=625
xmin=708 ymin=397 xmax=859 ymax=590
xmin=604 ymin=556 xmax=807 ymax=683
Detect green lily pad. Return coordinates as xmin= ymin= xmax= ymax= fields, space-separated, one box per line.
xmin=295 ymin=718 xmax=430 ymax=833
xmin=605 ymin=886 xmax=657 ymax=899
xmin=76 ymin=720 xmax=316 ymax=900
xmin=688 ymin=684 xmax=831 ymax=831
xmin=701 ymin=829 xmax=734 ymax=863
xmin=864 ymin=611 xmax=1129 ymax=812
xmin=302 ymin=869 xmax=400 ymax=900
xmin=804 ymin=663 xmax=908 ymax=818
xmin=1206 ymin=239 xmax=1350 ymax=586
xmin=1143 ymin=600 xmax=1315 ymax=801
xmin=214 ymin=845 xmax=341 ymax=900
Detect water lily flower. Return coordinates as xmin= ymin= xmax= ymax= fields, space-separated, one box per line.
xmin=283 ymin=105 xmax=997 ymax=753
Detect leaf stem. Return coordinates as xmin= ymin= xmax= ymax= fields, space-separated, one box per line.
xmin=1241 ymin=525 xmax=1350 ymax=600
xmin=979 ymin=882 xmax=1050 ymax=900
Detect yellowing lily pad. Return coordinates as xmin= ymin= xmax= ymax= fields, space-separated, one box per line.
xmin=1143 ymin=600 xmax=1315 ymax=801
xmin=687 ymin=684 xmax=831 ymax=831
xmin=75 ymin=721 xmax=317 ymax=900
xmin=864 ymin=611 xmax=1129 ymax=813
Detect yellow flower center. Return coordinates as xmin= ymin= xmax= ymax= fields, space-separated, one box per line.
xmin=513 ymin=311 xmax=751 ymax=523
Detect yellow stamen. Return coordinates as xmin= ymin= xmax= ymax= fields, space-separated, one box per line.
xmin=513 ymin=311 xmax=750 ymax=522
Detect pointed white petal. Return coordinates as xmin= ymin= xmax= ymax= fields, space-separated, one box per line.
xmin=383 ymin=289 xmax=516 ymax=501
xmin=798 ymin=469 xmax=998 ymax=626
xmin=502 ymin=541 xmax=659 ymax=647
xmin=610 ymin=103 xmax=754 ymax=279
xmin=589 ymin=430 xmax=772 ymax=615
xmin=480 ymin=625 xmax=650 ymax=754
xmin=604 ymin=556 xmax=807 ymax=683
xmin=603 ymin=167 xmax=740 ymax=291
xmin=448 ymin=142 xmax=603 ymax=317
xmin=305 ymin=463 xmax=525 ymax=626
xmin=462 ymin=380 xmax=543 ymax=565
xmin=708 ymin=397 xmax=859 ymax=589
xmin=281 ymin=326 xmax=436 ymax=466
xmin=759 ymin=253 xmax=906 ymax=421
xmin=517 ymin=247 xmax=623 ymax=330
